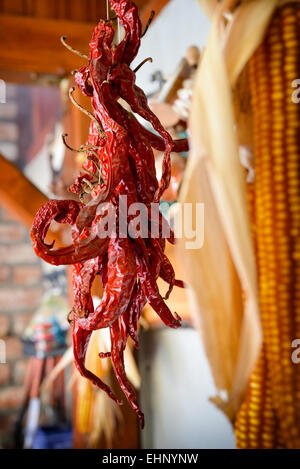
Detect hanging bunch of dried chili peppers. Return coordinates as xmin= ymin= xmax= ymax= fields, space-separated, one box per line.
xmin=31 ymin=0 xmax=188 ymax=428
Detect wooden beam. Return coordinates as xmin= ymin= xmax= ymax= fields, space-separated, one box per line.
xmin=0 ymin=154 xmax=64 ymax=245
xmin=0 ymin=0 xmax=106 ymax=23
xmin=0 ymin=69 xmax=62 ymax=86
xmin=55 ymin=77 xmax=92 ymax=197
xmin=0 ymin=15 xmax=95 ymax=75
xmin=0 ymin=2 xmax=170 ymax=77
xmin=140 ymin=0 xmax=171 ymax=27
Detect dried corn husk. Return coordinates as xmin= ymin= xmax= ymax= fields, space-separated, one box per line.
xmin=177 ymin=0 xmax=280 ymax=421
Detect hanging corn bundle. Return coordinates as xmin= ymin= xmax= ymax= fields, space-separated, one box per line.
xmin=235 ymin=1 xmax=300 ymax=448
xmin=178 ymin=0 xmax=300 ymax=448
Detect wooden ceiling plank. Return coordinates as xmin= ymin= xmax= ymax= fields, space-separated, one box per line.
xmin=57 ymin=0 xmax=68 ymax=21
xmin=0 ymin=1 xmax=170 ymax=77
xmin=25 ymin=0 xmax=35 ymax=17
xmin=69 ymin=0 xmax=88 ymax=23
xmin=2 ymin=0 xmax=24 ymax=15
xmin=33 ymin=0 xmax=56 ymax=19
xmin=0 ymin=15 xmax=95 ymax=75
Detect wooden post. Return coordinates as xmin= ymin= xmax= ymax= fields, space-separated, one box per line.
xmin=0 ymin=154 xmax=65 ymax=245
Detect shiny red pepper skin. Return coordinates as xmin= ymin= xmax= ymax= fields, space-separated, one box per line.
xmin=31 ymin=0 xmax=187 ymax=428
xmin=110 ymin=0 xmax=142 ymax=65
xmin=76 ymin=236 xmax=136 ymax=330
xmin=135 ymin=253 xmax=181 ymax=329
xmin=31 ymin=199 xmax=107 ymax=265
xmin=108 ymin=63 xmax=173 ymax=201
xmin=73 ymin=258 xmax=99 ymax=318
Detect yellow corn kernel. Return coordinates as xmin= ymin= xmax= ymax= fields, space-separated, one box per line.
xmin=235 ymin=3 xmax=300 ymax=449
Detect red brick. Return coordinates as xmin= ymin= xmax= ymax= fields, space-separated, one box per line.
xmin=12 ymin=359 xmax=27 ymax=385
xmin=0 ymin=122 xmax=18 ymax=141
xmin=5 ymin=337 xmax=22 ymax=360
xmin=12 ymin=313 xmax=32 ymax=336
xmin=0 ymin=244 xmax=36 ymax=264
xmin=0 ymin=316 xmax=9 ymax=337
xmin=0 ymin=386 xmax=23 ymax=409
xmin=0 ymin=224 xmax=26 ymax=243
xmin=0 ymin=287 xmax=43 ymax=312
xmin=0 ymin=365 xmax=10 ymax=385
xmin=13 ymin=265 xmax=41 ymax=286
xmin=0 ymin=266 xmax=10 ymax=283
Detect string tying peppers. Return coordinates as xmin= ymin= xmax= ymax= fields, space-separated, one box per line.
xmin=31 ymin=0 xmax=189 ymax=429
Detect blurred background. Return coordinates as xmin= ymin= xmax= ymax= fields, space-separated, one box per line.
xmin=0 ymin=0 xmax=235 ymax=449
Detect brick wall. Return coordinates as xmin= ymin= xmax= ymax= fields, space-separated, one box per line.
xmin=0 ymin=83 xmax=68 ymax=448
xmin=0 ymin=206 xmax=44 ymax=448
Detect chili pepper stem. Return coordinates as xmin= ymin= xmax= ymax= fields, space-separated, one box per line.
xmin=142 ymin=10 xmax=155 ymax=37
xmin=60 ymin=36 xmax=89 ymax=60
xmin=62 ymin=133 xmax=83 ymax=153
xmin=133 ymin=57 xmax=153 ymax=73
xmin=106 ymin=0 xmax=110 ymax=21
xmin=80 ymin=144 xmax=101 ymax=152
xmin=82 ymin=178 xmax=94 ymax=190
xmin=68 ymin=87 xmax=106 ymax=139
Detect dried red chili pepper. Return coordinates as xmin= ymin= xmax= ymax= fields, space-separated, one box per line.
xmin=73 ymin=314 xmax=121 ymax=404
xmin=31 ymin=199 xmax=108 ymax=265
xmin=31 ymin=0 xmax=189 ymax=429
xmin=75 ymin=236 xmax=136 ymax=330
xmin=73 ymin=258 xmax=99 ymax=318
xmin=110 ymin=318 xmax=144 ymax=427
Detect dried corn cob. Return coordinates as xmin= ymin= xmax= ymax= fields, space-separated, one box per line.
xmin=236 ymin=137 xmax=280 ymax=448
xmin=235 ymin=347 xmax=282 ymax=448
xmin=235 ymin=2 xmax=300 ymax=448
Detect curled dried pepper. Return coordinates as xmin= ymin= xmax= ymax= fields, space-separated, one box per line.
xmin=31 ymin=199 xmax=108 ymax=265
xmin=31 ymin=0 xmax=189 ymax=428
